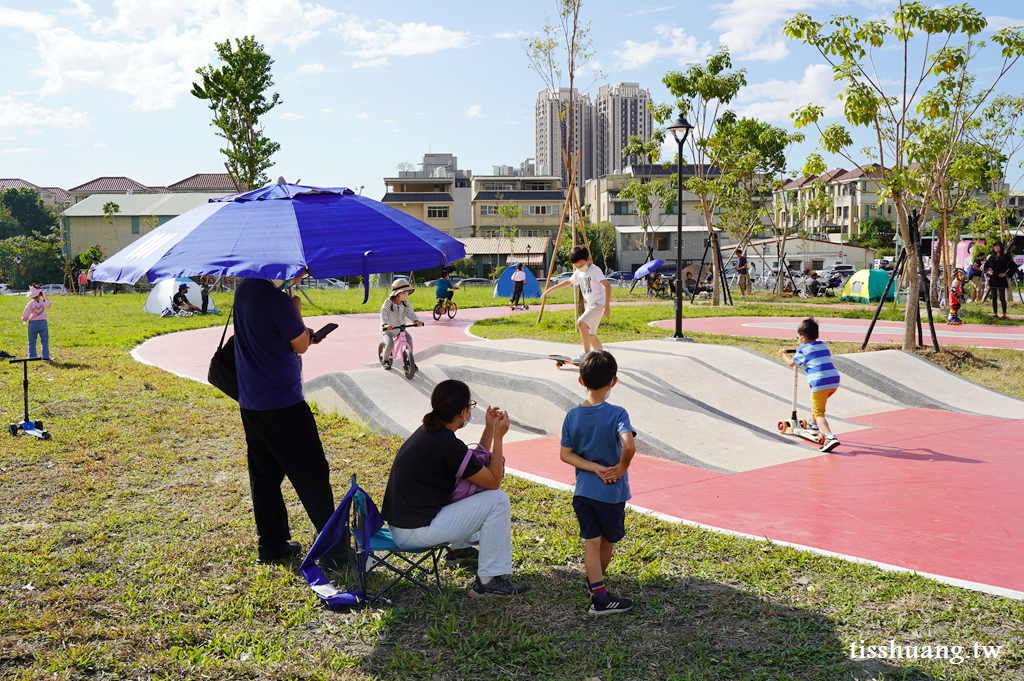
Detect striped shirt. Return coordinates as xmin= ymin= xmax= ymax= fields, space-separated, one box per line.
xmin=793 ymin=340 xmax=840 ymax=392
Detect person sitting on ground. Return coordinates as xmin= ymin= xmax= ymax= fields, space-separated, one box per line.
xmin=683 ymin=272 xmax=696 ymax=295
xmin=806 ymin=271 xmax=821 ymax=297
xmin=647 ymin=272 xmax=665 ymax=298
xmin=171 ymin=283 xmax=201 ymax=314
xmin=560 ymin=350 xmax=636 ymax=615
xmin=436 ymin=270 xmax=456 ymax=309
xmin=380 ymin=278 xmax=424 ymax=369
xmin=509 ymin=263 xmax=527 ymax=308
xmin=381 ymin=379 xmax=528 ymax=598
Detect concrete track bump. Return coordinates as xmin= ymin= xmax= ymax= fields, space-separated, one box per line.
xmin=305 ymin=339 xmax=1024 ymax=474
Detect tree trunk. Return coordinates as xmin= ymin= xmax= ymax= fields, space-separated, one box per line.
xmin=895 ymin=203 xmax=919 ymax=351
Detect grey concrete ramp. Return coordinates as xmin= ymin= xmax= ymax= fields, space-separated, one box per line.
xmin=834 ymin=349 xmax=1024 ymax=420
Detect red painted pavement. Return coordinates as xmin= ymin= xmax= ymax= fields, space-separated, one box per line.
xmin=652 ymin=316 xmax=1024 ymax=350
xmin=504 ymin=409 xmax=1024 ymax=594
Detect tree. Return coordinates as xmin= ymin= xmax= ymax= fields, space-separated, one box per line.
xmin=524 ymin=0 xmax=601 ymax=318
xmin=587 ymin=221 xmax=617 ymax=272
xmin=850 ymin=216 xmax=896 ymax=251
xmin=495 ymin=193 xmax=523 ymax=261
xmin=619 ymin=132 xmax=677 ymax=272
xmin=660 ymin=48 xmax=747 ymax=305
xmin=396 ymin=162 xmax=415 ymax=173
xmin=0 ymin=235 xmax=64 ymax=288
xmin=0 ymin=188 xmax=60 ymax=238
xmin=192 ymin=36 xmax=282 ymax=192
xmin=784 ymin=3 xmax=1024 ymax=350
xmin=968 ymin=94 xmax=1024 ymax=239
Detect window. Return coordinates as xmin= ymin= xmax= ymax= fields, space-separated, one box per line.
xmin=613 ymin=202 xmax=629 ymax=215
xmin=523 ymin=181 xmax=550 ymax=191
xmin=665 ymin=203 xmax=678 ymax=215
xmin=480 ymin=205 xmax=497 ymax=216
xmin=527 ymin=205 xmax=552 ymax=215
xmin=131 ymin=216 xmax=140 ymax=235
xmin=655 ymin=236 xmax=669 ymax=251
xmin=427 ymin=206 xmax=449 ymax=219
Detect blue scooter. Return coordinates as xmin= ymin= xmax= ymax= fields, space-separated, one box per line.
xmin=8 ymin=356 xmax=51 ymax=440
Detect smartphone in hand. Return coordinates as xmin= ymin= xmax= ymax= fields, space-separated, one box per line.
xmin=312 ymin=322 xmax=338 ymax=342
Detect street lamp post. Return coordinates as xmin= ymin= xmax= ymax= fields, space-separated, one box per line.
xmin=667 ymin=113 xmax=694 ymax=339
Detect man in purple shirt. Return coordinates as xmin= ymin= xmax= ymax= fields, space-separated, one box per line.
xmin=234 ymin=274 xmax=335 ymax=563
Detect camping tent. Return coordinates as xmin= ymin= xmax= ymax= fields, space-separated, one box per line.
xmin=840 ymin=269 xmax=895 ymax=303
xmin=493 ymin=263 xmax=541 ymax=299
xmin=144 ymin=278 xmax=219 ymax=315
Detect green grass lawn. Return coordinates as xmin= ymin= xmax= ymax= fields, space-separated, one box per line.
xmin=1 ymin=292 xmax=1021 ymax=680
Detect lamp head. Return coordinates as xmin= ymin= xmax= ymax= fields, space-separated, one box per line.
xmin=667 ymin=113 xmax=694 ymax=144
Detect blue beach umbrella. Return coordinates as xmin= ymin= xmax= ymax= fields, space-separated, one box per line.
xmin=92 ymin=182 xmax=466 ymax=302
xmin=633 ymin=259 xmax=665 ymax=280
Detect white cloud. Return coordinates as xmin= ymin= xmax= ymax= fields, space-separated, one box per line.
xmin=632 ymin=6 xmax=676 ymax=15
xmin=23 ymin=0 xmax=338 ymax=112
xmin=93 ymin=142 xmax=106 ymax=147
xmin=0 ymin=95 xmax=92 ymax=136
xmin=466 ymin=105 xmax=481 ymax=117
xmin=319 ymin=108 xmax=332 ymax=113
xmin=0 ymin=8 xmax=54 ymax=31
xmin=732 ymin=63 xmax=843 ymax=123
xmin=280 ymin=112 xmax=303 ymax=120
xmin=352 ymin=57 xmax=388 ymax=69
xmin=384 ymin=119 xmax=394 ymax=123
xmin=59 ymin=0 xmax=93 ymax=18
xmin=493 ymin=30 xmax=527 ymax=40
xmin=986 ymin=15 xmax=1024 ymax=32
xmin=614 ymin=25 xmax=713 ymax=70
xmin=354 ymin=112 xmax=369 ymax=119
xmin=299 ymin=63 xmax=326 ymax=74
xmin=1 ymin=147 xmax=43 ymax=154
xmin=710 ymin=0 xmax=819 ymax=62
xmin=338 ymin=16 xmax=473 ymax=59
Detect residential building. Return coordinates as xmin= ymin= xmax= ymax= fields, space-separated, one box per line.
xmin=0 ymin=179 xmax=71 ymax=211
xmin=468 ymin=175 xmax=566 ymax=240
xmin=741 ymin=235 xmax=875 ymax=272
xmin=458 ymin=236 xmax=554 ymax=279
xmin=168 ymin=173 xmax=237 ymax=192
xmin=62 ymin=193 xmax=229 ymax=261
xmin=535 ymin=87 xmax=594 ymax=185
xmin=381 ymin=153 xmax=472 ymax=237
xmin=68 ymin=176 xmax=157 ymax=204
xmin=593 ymin=82 xmax=653 ymax=178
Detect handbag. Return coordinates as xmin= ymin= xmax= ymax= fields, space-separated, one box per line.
xmin=207 ymin=306 xmax=238 ymax=401
xmin=449 ymin=444 xmax=501 ymax=504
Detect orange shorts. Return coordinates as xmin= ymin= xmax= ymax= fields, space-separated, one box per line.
xmin=810 ymin=388 xmax=837 ymax=419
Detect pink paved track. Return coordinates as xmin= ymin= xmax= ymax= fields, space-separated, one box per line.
xmin=135 ymin=305 xmax=1024 ymax=597
xmin=653 ymin=316 xmax=1024 ymax=350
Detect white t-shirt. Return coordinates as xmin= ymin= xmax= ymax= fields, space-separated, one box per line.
xmin=511 ymin=270 xmax=526 ymax=282
xmin=570 ymin=263 xmax=607 ymax=307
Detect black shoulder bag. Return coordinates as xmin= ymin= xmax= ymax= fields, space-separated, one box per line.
xmin=208 ymin=306 xmax=239 ymax=401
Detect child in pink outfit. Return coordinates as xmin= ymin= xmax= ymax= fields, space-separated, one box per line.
xmin=21 ymin=285 xmax=52 ymax=360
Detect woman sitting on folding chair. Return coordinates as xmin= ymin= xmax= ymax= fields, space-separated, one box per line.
xmin=380 ymin=380 xmax=528 ymax=599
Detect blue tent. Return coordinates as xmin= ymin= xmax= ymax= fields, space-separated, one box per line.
xmin=493 ymin=263 xmax=541 ymax=299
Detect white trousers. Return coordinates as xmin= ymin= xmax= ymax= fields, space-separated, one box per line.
xmin=389 ymin=490 xmax=513 ymax=579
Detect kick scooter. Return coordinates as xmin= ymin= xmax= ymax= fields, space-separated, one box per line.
xmin=8 ymin=356 xmax=51 ymax=440
xmin=777 ymin=351 xmax=824 ymax=445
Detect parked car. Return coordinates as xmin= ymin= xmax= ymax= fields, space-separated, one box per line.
xmin=0 ymin=283 xmax=11 ymax=295
xmin=605 ymin=271 xmax=633 ymax=281
xmin=551 ymin=271 xmax=574 ymax=285
xmin=458 ymin=278 xmax=492 ymax=287
xmin=40 ymin=284 xmax=67 ymax=294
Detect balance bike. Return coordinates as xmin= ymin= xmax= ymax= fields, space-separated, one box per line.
xmin=378 ymin=324 xmax=418 ymax=379
xmin=8 ymin=356 xmax=51 ymax=440
xmin=432 ymin=297 xmax=457 ymax=321
xmin=777 ymin=354 xmax=823 ymax=445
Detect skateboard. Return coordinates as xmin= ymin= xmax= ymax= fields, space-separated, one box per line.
xmin=549 ymin=354 xmax=581 ymax=368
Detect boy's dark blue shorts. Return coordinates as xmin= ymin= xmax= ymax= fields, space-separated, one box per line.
xmin=572 ymin=496 xmax=626 ymax=543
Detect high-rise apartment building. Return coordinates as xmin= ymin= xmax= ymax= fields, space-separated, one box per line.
xmin=535 ymin=82 xmax=653 ymax=187
xmin=594 ymin=82 xmax=653 ymax=178
xmin=535 ymin=88 xmax=594 ymax=187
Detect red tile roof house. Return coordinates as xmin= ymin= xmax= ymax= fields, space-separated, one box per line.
xmin=0 ymin=179 xmax=70 ymax=210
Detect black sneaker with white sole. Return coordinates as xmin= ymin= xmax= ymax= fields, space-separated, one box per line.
xmin=445 ymin=547 xmax=479 ymax=565
xmin=820 ymin=437 xmax=840 ymax=453
xmin=468 ymin=575 xmax=528 ymax=598
xmin=587 ymin=593 xmax=633 ymax=616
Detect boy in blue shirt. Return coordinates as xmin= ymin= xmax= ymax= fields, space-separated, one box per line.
xmin=560 ymin=350 xmax=636 ymax=615
xmin=778 ymin=318 xmax=841 ymax=452
xmin=435 ymin=270 xmax=455 ymax=308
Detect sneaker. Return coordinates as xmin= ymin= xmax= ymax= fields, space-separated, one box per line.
xmin=807 ymin=422 xmax=820 ymax=431
xmin=820 ymin=436 xmax=840 ymax=453
xmin=571 ymin=352 xmax=587 ymax=365
xmin=257 ymin=540 xmax=303 ymax=564
xmin=468 ymin=575 xmax=528 ymax=598
xmin=445 ymin=547 xmax=479 ymax=565
xmin=588 ymin=593 xmax=633 ymax=616
xmin=381 ymin=357 xmax=392 ymax=370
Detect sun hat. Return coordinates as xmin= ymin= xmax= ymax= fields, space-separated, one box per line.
xmin=26 ymin=285 xmax=43 ymax=298
xmin=178 ymin=283 xmax=189 ymax=290
xmin=391 ymin=278 xmax=415 ymax=296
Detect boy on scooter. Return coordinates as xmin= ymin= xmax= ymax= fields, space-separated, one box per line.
xmin=777 ymin=318 xmax=841 ymax=452
xmin=380 ymin=278 xmax=424 ymax=369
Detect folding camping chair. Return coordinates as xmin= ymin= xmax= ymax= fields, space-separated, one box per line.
xmin=351 ymin=476 xmax=450 ymax=603
xmin=301 ymin=475 xmax=450 ymax=608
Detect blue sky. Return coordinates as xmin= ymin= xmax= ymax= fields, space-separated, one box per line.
xmin=1 ymin=0 xmax=1021 ymax=195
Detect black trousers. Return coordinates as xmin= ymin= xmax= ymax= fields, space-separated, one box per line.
xmin=240 ymin=401 xmax=335 ymax=548
xmin=510 ymin=281 xmax=524 ymax=306
xmin=991 ymin=286 xmax=1007 ymax=315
